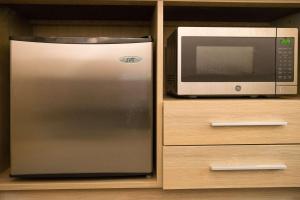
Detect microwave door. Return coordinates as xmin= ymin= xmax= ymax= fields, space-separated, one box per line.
xmin=179 ymin=36 xmax=276 ymax=95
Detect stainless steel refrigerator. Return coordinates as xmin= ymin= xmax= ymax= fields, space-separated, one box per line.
xmin=10 ymin=36 xmax=153 ymax=177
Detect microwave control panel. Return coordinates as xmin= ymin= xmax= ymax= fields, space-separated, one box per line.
xmin=276 ymin=37 xmax=294 ymax=82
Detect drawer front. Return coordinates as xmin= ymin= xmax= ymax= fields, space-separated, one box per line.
xmin=163 ymin=145 xmax=300 ymax=189
xmin=164 ymin=100 xmax=300 ymax=145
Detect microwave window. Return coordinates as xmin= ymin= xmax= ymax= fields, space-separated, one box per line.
xmin=196 ymin=46 xmax=254 ymax=75
xmin=181 ymin=36 xmax=276 ymax=82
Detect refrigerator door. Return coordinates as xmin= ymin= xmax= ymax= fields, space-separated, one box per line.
xmin=10 ymin=39 xmax=153 ymax=176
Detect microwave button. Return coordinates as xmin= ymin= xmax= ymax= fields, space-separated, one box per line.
xmin=235 ymin=85 xmax=242 ymax=92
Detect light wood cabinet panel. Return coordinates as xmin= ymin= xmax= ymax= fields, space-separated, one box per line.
xmin=0 ymin=170 xmax=158 ymax=191
xmin=1 ymin=188 xmax=300 ymax=200
xmin=164 ymin=99 xmax=300 ymax=145
xmin=152 ymin=0 xmax=164 ymax=187
xmin=163 ymin=145 xmax=300 ymax=189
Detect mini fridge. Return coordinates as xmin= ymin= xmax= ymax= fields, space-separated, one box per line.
xmin=10 ymin=36 xmax=153 ymax=177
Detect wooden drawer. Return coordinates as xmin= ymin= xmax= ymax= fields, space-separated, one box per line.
xmin=163 ymin=145 xmax=300 ymax=189
xmin=164 ymin=99 xmax=300 ymax=145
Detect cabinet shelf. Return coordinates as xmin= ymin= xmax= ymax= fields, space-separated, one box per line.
xmin=5 ymin=4 xmax=155 ymax=21
xmin=164 ymin=6 xmax=300 ymax=22
xmin=0 ymin=169 xmax=159 ymax=191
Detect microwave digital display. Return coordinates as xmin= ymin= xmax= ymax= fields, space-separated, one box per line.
xmin=196 ymin=46 xmax=254 ymax=75
xmin=280 ymin=38 xmax=292 ymax=46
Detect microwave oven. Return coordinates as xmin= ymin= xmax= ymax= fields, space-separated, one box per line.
xmin=166 ymin=27 xmax=298 ymax=97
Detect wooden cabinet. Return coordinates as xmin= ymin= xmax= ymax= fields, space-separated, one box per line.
xmin=1 ymin=0 xmax=300 ymax=199
xmin=163 ymin=145 xmax=300 ymax=189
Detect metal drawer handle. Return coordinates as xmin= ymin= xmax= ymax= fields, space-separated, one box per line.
xmin=211 ymin=121 xmax=288 ymax=127
xmin=210 ymin=164 xmax=287 ymax=171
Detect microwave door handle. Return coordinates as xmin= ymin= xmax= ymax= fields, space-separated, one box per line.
xmin=210 ymin=121 xmax=288 ymax=127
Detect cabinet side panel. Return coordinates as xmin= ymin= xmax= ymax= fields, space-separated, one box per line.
xmin=0 ymin=8 xmax=10 ymax=173
xmin=0 ymin=8 xmax=32 ymax=173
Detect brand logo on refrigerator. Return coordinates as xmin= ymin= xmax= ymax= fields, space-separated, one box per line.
xmin=119 ymin=56 xmax=142 ymax=64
